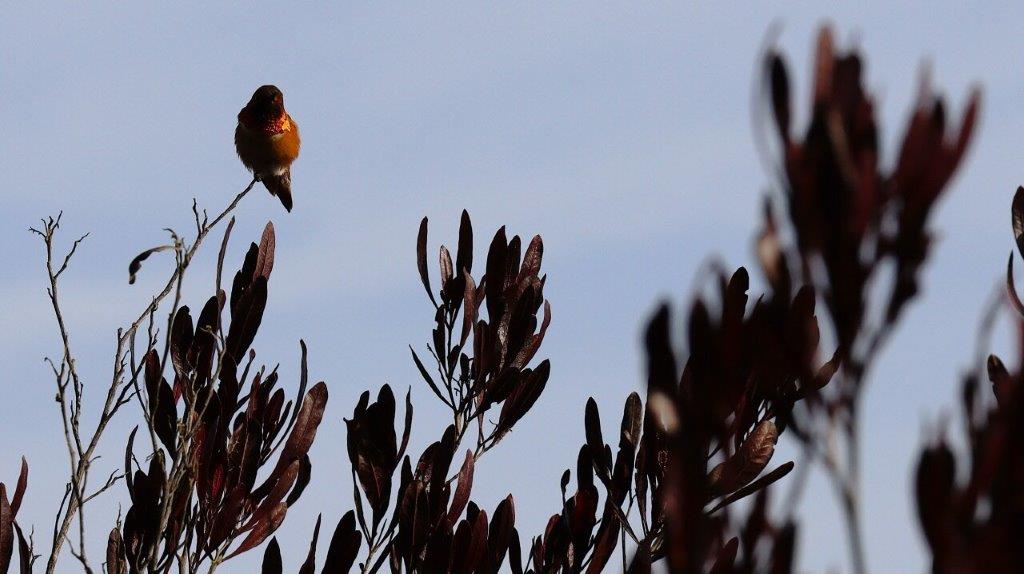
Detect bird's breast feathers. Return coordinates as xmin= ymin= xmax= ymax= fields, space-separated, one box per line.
xmin=235 ymin=113 xmax=300 ymax=172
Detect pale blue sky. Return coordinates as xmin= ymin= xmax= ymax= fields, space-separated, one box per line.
xmin=2 ymin=3 xmax=1022 ymax=572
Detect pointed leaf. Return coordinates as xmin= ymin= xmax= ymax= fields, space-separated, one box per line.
xmin=298 ymin=515 xmax=322 ymax=574
xmin=417 ymin=217 xmax=438 ymax=307
xmin=446 ymin=451 xmax=475 ymax=527
xmin=262 ymin=537 xmax=283 ymax=574
xmin=229 ymin=503 xmax=287 ymax=559
xmin=322 ymin=511 xmax=362 ymax=574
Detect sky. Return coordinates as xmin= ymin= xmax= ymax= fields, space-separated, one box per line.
xmin=2 ymin=3 xmax=1023 ymax=572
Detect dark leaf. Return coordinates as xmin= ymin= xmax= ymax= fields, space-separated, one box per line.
xmin=707 ymin=461 xmax=795 ymax=513
xmin=584 ymin=398 xmax=608 ymax=478
xmin=10 ymin=459 xmax=26 ymax=518
xmin=13 ymin=524 xmax=29 ymax=574
xmin=275 ymin=382 xmax=329 ymax=474
xmin=254 ymin=222 xmax=276 ymax=280
xmin=456 ymin=210 xmax=473 ymax=275
xmin=169 ymin=306 xmax=194 ymax=377
xmin=298 ymin=515 xmax=322 ymax=574
xmin=486 ymin=496 xmax=516 ymax=573
xmin=322 ymin=511 xmax=362 ymax=574
xmin=771 ymin=523 xmax=796 ymax=574
xmin=440 ymin=246 xmax=454 ymax=291
xmin=495 ymin=361 xmax=550 ymax=438
xmin=460 ymin=272 xmax=478 ymax=347
xmin=228 ymin=502 xmax=287 ymax=559
xmin=0 ymin=487 xmax=11 ymax=574
xmin=585 ymin=503 xmax=620 ymax=574
xmin=262 ymin=537 xmax=283 ymax=574
xmin=769 ymin=53 xmax=791 ymax=141
xmin=709 ymin=537 xmax=739 ymax=574
xmin=106 ymin=528 xmax=126 ymax=574
xmin=410 ymin=347 xmax=450 ymax=407
xmin=508 ymin=529 xmax=523 ymax=574
xmin=286 ymin=455 xmax=313 ymax=507
xmin=708 ymin=420 xmax=778 ymax=497
xmin=1007 ymin=255 xmax=1024 ymax=317
xmin=127 ymin=244 xmax=172 ymax=285
xmin=215 ymin=216 xmax=236 ymax=293
xmin=446 ymin=451 xmax=475 ymax=527
xmin=519 ymin=236 xmax=543 ymax=279
xmin=915 ymin=442 xmax=955 ymax=553
xmin=398 ymin=388 xmax=414 ymax=464
xmin=417 ymin=217 xmax=438 ymax=307
xmin=225 ymin=276 xmax=268 ymax=360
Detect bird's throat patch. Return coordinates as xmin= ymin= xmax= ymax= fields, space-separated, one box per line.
xmin=239 ymin=110 xmax=292 ymax=135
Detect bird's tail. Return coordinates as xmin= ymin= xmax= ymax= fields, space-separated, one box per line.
xmin=261 ymin=169 xmax=293 ymax=212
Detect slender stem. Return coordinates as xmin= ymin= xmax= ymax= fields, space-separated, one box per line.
xmin=37 ymin=178 xmax=257 ymax=574
xmin=842 ymin=402 xmax=865 ymax=574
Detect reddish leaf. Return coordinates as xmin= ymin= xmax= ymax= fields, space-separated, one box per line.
xmin=440 ymin=246 xmax=454 ymax=291
xmin=486 ymin=496 xmax=516 ymax=573
xmin=275 ymin=382 xmax=329 ymax=473
xmin=247 ymin=459 xmax=302 ymax=530
xmin=460 ymin=271 xmax=478 ymax=347
xmin=585 ymin=502 xmax=620 ymax=574
xmin=9 ymin=458 xmax=26 ymax=518
xmin=708 ymin=420 xmax=778 ymax=497
xmin=707 ymin=461 xmax=795 ymax=513
xmin=0 ymin=486 xmax=11 ymax=574
xmin=286 ymin=455 xmax=313 ymax=507
xmin=446 ymin=451 xmax=475 ymax=527
xmin=106 ymin=528 xmax=126 ymax=574
xmin=519 ymin=235 xmax=543 ymax=279
xmin=254 ymin=222 xmax=276 ymax=280
xmin=228 ymin=502 xmax=287 ymax=559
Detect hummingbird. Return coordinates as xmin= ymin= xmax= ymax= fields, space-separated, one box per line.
xmin=235 ymin=85 xmax=301 ymax=211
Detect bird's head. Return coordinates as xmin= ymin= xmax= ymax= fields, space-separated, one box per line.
xmin=245 ymin=85 xmax=285 ymax=122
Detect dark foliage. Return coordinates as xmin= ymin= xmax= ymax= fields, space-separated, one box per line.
xmin=16 ymin=21 xmax=1015 ymax=574
xmin=106 ymin=222 xmax=331 ymax=573
xmin=0 ymin=459 xmax=31 ymax=574
xmin=914 ymin=188 xmax=1024 ymax=573
xmin=765 ymin=26 xmax=978 ymax=392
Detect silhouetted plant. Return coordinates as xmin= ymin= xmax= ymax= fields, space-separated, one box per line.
xmin=11 ymin=23 xmax=1005 ymax=574
xmin=761 ymin=26 xmax=980 ymax=574
xmin=106 ymin=221 xmax=330 ymax=574
xmin=0 ymin=459 xmax=30 ymax=573
xmin=257 ymin=212 xmax=549 ymax=574
xmin=915 ymin=188 xmax=1024 ymax=573
xmin=524 ymin=265 xmax=833 ymax=573
xmin=412 ymin=211 xmax=551 ymax=455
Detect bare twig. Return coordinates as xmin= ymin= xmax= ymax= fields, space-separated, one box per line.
xmin=35 ymin=178 xmax=257 ymax=574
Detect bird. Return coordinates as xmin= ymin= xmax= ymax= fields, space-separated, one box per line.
xmin=235 ymin=85 xmax=301 ymax=211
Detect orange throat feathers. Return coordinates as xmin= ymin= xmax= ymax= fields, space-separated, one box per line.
xmin=239 ymin=109 xmax=291 ymax=135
